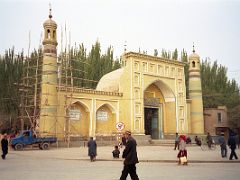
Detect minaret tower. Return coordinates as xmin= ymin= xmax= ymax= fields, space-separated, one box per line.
xmin=188 ymin=45 xmax=204 ymax=134
xmin=39 ymin=6 xmax=58 ymax=135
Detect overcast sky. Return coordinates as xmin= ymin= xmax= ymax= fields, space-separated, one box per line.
xmin=0 ymin=0 xmax=239 ymax=84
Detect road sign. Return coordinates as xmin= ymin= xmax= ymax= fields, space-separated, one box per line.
xmin=116 ymin=122 xmax=125 ymax=131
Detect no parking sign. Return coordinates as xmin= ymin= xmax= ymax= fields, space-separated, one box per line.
xmin=116 ymin=122 xmax=125 ymax=131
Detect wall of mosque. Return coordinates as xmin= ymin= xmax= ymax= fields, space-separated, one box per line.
xmin=38 ymin=10 xmax=204 ymax=141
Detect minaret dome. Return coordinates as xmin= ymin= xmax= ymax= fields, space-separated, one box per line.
xmin=42 ymin=6 xmax=58 ymax=48
xmin=189 ymin=44 xmax=200 ymax=69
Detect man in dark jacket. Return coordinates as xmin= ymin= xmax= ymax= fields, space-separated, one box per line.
xmin=87 ymin=137 xmax=97 ymax=162
xmin=219 ymin=133 xmax=227 ymax=158
xmin=228 ymin=132 xmax=238 ymax=160
xmin=1 ymin=134 xmax=8 ymax=160
xmin=174 ymin=133 xmax=180 ymax=150
xmin=206 ymin=132 xmax=213 ymax=149
xmin=120 ymin=130 xmax=139 ymax=180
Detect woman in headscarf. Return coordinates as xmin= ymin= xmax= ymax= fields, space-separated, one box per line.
xmin=177 ymin=135 xmax=188 ymax=165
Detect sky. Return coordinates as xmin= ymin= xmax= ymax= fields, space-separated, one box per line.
xmin=0 ymin=0 xmax=239 ymax=84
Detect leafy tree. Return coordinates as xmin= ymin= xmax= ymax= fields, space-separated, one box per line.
xmin=0 ymin=48 xmax=24 ymax=133
xmin=161 ymin=49 xmax=168 ymax=58
xmin=154 ymin=49 xmax=158 ymax=56
xmin=180 ymin=49 xmax=189 ymax=98
xmin=172 ymin=48 xmax=178 ymax=60
xmin=201 ymin=59 xmax=240 ymax=126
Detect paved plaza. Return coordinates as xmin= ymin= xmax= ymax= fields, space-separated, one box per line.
xmin=0 ymin=145 xmax=240 ymax=180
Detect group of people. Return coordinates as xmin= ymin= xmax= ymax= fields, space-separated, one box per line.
xmin=2 ymin=130 xmax=239 ymax=179
xmin=207 ymin=132 xmax=238 ymax=160
xmin=88 ymin=131 xmax=238 ymax=180
xmin=174 ymin=131 xmax=239 ymax=163
xmin=204 ymin=132 xmax=238 ymax=160
xmin=87 ymin=131 xmax=139 ymax=180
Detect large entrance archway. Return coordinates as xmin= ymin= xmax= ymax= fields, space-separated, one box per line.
xmin=144 ymin=80 xmax=175 ymax=139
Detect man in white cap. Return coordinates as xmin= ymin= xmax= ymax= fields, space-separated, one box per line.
xmin=120 ymin=130 xmax=139 ymax=180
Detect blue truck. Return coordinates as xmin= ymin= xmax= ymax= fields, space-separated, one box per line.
xmin=10 ymin=130 xmax=57 ymax=150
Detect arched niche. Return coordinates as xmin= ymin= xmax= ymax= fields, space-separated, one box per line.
xmin=95 ymin=103 xmax=116 ymax=135
xmin=67 ymin=101 xmax=90 ymax=136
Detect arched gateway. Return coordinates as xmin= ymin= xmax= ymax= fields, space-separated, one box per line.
xmin=144 ymin=80 xmax=175 ymax=139
xmin=96 ymin=52 xmax=190 ymax=138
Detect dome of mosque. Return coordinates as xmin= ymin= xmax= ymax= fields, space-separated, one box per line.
xmin=96 ymin=68 xmax=124 ymax=92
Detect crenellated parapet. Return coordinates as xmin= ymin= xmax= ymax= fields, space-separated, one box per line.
xmin=58 ymin=87 xmax=123 ymax=97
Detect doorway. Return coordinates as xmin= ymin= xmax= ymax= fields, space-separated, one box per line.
xmin=144 ymin=108 xmax=159 ymax=139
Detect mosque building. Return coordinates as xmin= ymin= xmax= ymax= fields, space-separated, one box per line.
xmin=38 ymin=9 xmax=204 ymax=140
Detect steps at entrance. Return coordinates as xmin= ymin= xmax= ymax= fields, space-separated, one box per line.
xmin=55 ymin=135 xmax=152 ymax=147
xmin=132 ymin=135 xmax=151 ymax=145
xmin=53 ymin=134 xmax=181 ymax=147
xmin=149 ymin=139 xmax=175 ymax=146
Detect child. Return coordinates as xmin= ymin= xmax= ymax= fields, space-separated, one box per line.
xmin=112 ymin=145 xmax=120 ymax=158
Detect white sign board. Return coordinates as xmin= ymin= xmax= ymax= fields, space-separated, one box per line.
xmin=69 ymin=109 xmax=81 ymax=120
xmin=116 ymin=122 xmax=125 ymax=131
xmin=97 ymin=111 xmax=108 ymax=121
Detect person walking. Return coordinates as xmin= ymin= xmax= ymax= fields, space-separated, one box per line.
xmin=177 ymin=135 xmax=188 ymax=165
xmin=218 ymin=132 xmax=227 ymax=158
xmin=206 ymin=132 xmax=213 ymax=149
xmin=120 ymin=130 xmax=139 ymax=180
xmin=174 ymin=132 xmax=180 ymax=150
xmin=1 ymin=134 xmax=8 ymax=160
xmin=228 ymin=132 xmax=238 ymax=160
xmin=87 ymin=137 xmax=97 ymax=162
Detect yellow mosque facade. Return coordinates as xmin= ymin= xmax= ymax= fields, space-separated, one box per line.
xmin=38 ymin=11 xmax=204 ymax=140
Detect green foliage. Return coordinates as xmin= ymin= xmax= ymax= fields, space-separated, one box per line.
xmin=228 ymin=105 xmax=240 ymax=127
xmin=172 ymin=48 xmax=178 ymax=60
xmin=59 ymin=41 xmax=121 ymax=89
xmin=0 ymin=48 xmax=24 ymax=132
xmin=201 ymin=59 xmax=240 ymax=109
xmin=201 ymin=58 xmax=240 ymax=126
xmin=161 ymin=49 xmax=171 ymax=59
xmin=154 ymin=49 xmax=158 ymax=56
xmin=85 ymin=41 xmax=118 ymax=88
xmin=0 ymin=41 xmax=120 ymax=131
xmin=0 ymin=48 xmax=24 ymax=114
xmin=180 ymin=49 xmax=189 ymax=98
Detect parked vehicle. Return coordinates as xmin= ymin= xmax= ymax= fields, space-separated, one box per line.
xmin=10 ymin=130 xmax=57 ymax=150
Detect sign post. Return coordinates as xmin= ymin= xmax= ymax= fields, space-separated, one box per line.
xmin=116 ymin=122 xmax=125 ymax=148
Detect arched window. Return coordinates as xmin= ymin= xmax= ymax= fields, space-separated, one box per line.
xmin=192 ymin=61 xmax=195 ymax=68
xmin=47 ymin=29 xmax=51 ymax=39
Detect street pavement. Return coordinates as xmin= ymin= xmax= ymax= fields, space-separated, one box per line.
xmin=0 ymin=145 xmax=239 ymax=180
